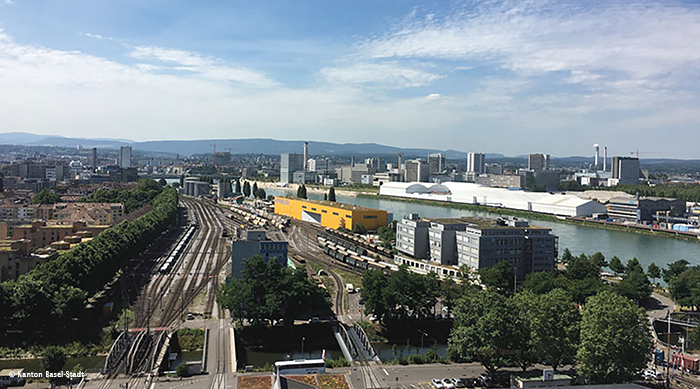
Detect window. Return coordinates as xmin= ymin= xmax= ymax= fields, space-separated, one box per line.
xmin=332 ymin=212 xmax=339 ymax=215
xmin=363 ymin=215 xmax=377 ymax=219
xmin=312 ymin=208 xmax=317 ymax=211
xmin=302 ymin=205 xmax=307 ymax=209
xmin=346 ymin=215 xmax=352 ymax=218
xmin=322 ymin=210 xmax=327 ymax=213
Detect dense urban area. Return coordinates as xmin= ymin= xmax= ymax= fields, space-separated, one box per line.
xmin=0 ymin=138 xmax=698 ymax=389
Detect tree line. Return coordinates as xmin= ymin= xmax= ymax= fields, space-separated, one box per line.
xmin=0 ymin=183 xmax=178 ymax=334
xmin=88 ymin=178 xmax=168 ymax=212
xmin=599 ymin=183 xmax=700 ymax=202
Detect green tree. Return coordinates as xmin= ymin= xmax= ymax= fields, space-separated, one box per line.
xmin=179 ymin=174 xmax=185 ymax=188
xmin=590 ymin=252 xmax=607 ymax=269
xmin=297 ymin=184 xmax=307 ymax=199
xmin=175 ymin=362 xmax=188 ymax=377
xmin=42 ymin=346 xmax=67 ymax=378
xmin=511 ymin=292 xmax=539 ymax=371
xmin=328 ymin=187 xmax=336 ymax=202
xmin=31 ymin=189 xmax=61 ymax=204
xmin=689 ymin=326 xmax=700 ymax=350
xmin=448 ymin=291 xmax=521 ymax=377
xmin=530 ymin=289 xmax=580 ymax=370
xmin=577 ymin=290 xmax=653 ymax=383
xmin=361 ymin=269 xmax=389 ymax=321
xmin=235 ymin=179 xmax=241 ymax=194
xmin=255 ymin=188 xmax=266 ymax=199
xmin=478 ymin=261 xmax=515 ymax=295
xmin=158 ymin=178 xmax=167 ymax=186
xmin=668 ymin=267 xmax=700 ymax=310
xmin=566 ymin=254 xmax=600 ymax=280
xmin=252 ymin=182 xmax=258 ymax=197
xmin=523 ymin=271 xmax=570 ymax=295
xmin=352 ymin=224 xmax=367 ymax=234
xmin=663 ymin=259 xmax=690 ymax=284
xmin=561 ymin=248 xmax=574 ymax=264
xmin=243 ymin=181 xmax=251 ymax=197
xmin=609 ymin=256 xmax=625 ymax=275
xmin=647 ymin=262 xmax=661 ymax=285
xmin=614 ymin=262 xmax=652 ymax=304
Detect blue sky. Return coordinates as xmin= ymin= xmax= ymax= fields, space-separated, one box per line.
xmin=1 ymin=0 xmax=699 ymax=157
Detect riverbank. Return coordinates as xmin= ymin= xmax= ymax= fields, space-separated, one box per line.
xmin=358 ymin=193 xmax=700 ymax=243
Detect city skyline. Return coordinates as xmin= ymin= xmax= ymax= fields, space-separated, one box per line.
xmin=1 ymin=1 xmax=700 ymax=157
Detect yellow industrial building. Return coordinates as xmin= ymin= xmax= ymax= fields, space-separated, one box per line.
xmin=274 ymin=197 xmax=388 ymax=230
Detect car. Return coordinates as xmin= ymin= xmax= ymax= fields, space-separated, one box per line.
xmin=643 ymin=370 xmax=661 ymax=380
xmin=478 ymin=373 xmax=491 ymax=387
xmin=451 ymin=378 xmax=464 ymax=388
xmin=186 ymin=313 xmax=194 ymax=320
xmin=463 ymin=379 xmax=476 ymax=388
xmin=431 ymin=379 xmax=444 ymax=389
xmin=442 ymin=378 xmax=454 ymax=389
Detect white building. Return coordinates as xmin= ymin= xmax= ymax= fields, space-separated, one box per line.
xmin=119 ymin=146 xmax=132 ymax=169
xmin=467 ymin=153 xmax=486 ymax=174
xmin=379 ymin=182 xmax=606 ymax=217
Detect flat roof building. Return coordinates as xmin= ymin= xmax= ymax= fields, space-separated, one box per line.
xmin=274 ymin=197 xmax=388 ymax=230
xmin=396 ymin=213 xmax=431 ymax=260
xmin=607 ymin=196 xmax=686 ymax=223
xmin=405 ymin=159 xmax=430 ymax=183
xmin=231 ymin=230 xmax=288 ymax=279
xmin=612 ymin=157 xmax=640 ymax=185
xmin=528 ymin=154 xmax=550 ymax=171
xmin=467 ymin=153 xmax=486 ymax=174
xmin=281 ymin=153 xmax=305 ymax=184
xmin=428 ymin=219 xmax=469 ymax=266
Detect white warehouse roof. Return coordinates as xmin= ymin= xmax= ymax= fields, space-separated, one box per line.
xmin=379 ymin=181 xmax=606 ymax=217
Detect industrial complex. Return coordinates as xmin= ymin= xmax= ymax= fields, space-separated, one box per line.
xmin=273 ymin=197 xmax=388 ymax=230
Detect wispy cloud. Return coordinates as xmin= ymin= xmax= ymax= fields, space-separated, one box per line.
xmin=320 ymin=62 xmax=442 ymax=88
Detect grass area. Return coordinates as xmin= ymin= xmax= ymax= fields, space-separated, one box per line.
xmin=334 ymin=267 xmax=363 ymax=289
xmin=318 ymin=374 xmax=351 ymax=389
xmin=176 ymin=328 xmax=205 ymax=351
xmin=361 ymin=194 xmax=700 ymax=243
xmin=306 ymin=260 xmax=323 ymax=274
xmin=238 ymin=376 xmax=272 ymax=389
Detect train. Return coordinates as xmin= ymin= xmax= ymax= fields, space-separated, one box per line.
xmin=321 ymin=228 xmax=394 ymax=259
xmin=228 ymin=205 xmax=289 ymax=230
xmin=317 ymin=235 xmax=398 ymax=275
xmin=158 ymin=224 xmax=197 ymax=274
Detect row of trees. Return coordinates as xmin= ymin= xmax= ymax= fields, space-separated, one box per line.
xmin=599 ymin=183 xmax=700 ymax=202
xmin=663 ymin=259 xmax=700 ymax=310
xmin=31 ymin=189 xmax=62 ymax=204
xmin=217 ymin=256 xmax=331 ymax=326
xmin=448 ymin=288 xmax=652 ymax=384
xmin=238 ymin=180 xmax=266 ymax=199
xmin=0 ymin=184 xmax=178 ymax=333
xmin=88 ymin=178 xmax=166 ymax=212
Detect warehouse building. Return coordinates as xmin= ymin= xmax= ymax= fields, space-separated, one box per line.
xmin=274 ymin=197 xmax=388 ymax=230
xmin=379 ymin=182 xmax=606 ymax=217
xmin=607 ymin=196 xmax=686 ymax=223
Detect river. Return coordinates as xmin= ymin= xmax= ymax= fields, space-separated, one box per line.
xmin=264 ymin=188 xmax=699 ymax=272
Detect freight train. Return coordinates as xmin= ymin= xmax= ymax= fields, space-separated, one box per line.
xmin=317 ymin=234 xmax=398 ymax=275
xmin=159 ymin=224 xmax=197 ymax=273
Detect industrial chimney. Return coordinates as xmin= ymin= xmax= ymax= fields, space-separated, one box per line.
xmin=303 ymin=141 xmax=308 ymax=172
xmin=593 ymin=144 xmax=600 ymax=170
xmin=603 ymin=146 xmax=608 ymax=172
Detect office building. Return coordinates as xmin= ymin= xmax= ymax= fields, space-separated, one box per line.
xmin=280 ymin=153 xmax=305 ymax=184
xmin=467 ymin=153 xmax=486 ymax=174
xmin=274 ymin=197 xmax=388 ymax=230
xmin=92 ymin=148 xmax=98 ymax=172
xmin=476 ymin=174 xmax=522 ymax=189
xmin=456 ymin=217 xmax=558 ymax=278
xmin=611 ymin=157 xmax=640 ymax=185
xmin=428 ymin=219 xmax=469 ymax=266
xmin=405 ymin=159 xmax=430 ymax=182
xmin=231 ymin=230 xmax=288 ymax=278
xmin=336 ymin=164 xmax=369 ymax=184
xmin=485 ymin=163 xmax=502 ymax=175
xmin=396 ymin=213 xmax=431 ymax=259
xmin=18 ymin=163 xmax=46 ymax=179
xmin=365 ymin=158 xmax=387 ymax=173
xmin=371 ymin=172 xmax=402 ymax=187
xmin=607 ymin=196 xmax=686 ymax=223
xmin=428 ymin=153 xmax=446 ymax=176
xmin=528 ymin=154 xmax=550 ymax=171
xmin=119 ymin=146 xmax=132 ymax=169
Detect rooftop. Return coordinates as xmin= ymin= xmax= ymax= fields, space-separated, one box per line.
xmin=278 ymin=197 xmax=385 ymax=213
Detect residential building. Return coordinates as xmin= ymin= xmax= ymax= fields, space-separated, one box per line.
xmin=280 ymin=153 xmax=305 ymax=184
xmin=0 ymin=239 xmax=31 ymax=281
xmin=405 ymin=159 xmax=430 ymax=182
xmin=396 ymin=213 xmax=431 ymax=259
xmin=456 ymin=217 xmax=558 ymax=278
xmin=293 ymin=171 xmax=316 ymax=184
xmin=119 ymin=146 xmax=132 ymax=169
xmin=11 ymin=220 xmax=108 ymax=249
xmin=428 ymin=219 xmax=469 ymax=266
xmin=0 ymin=204 xmax=37 ymax=221
xmin=231 ymin=230 xmax=289 ymax=279
xmin=528 ymin=154 xmax=550 ymax=171
xmin=428 ymin=153 xmax=446 ymax=176
xmin=607 ymin=196 xmax=686 ymax=223
xmin=467 ymin=153 xmax=486 ymax=174
xmin=45 ymin=165 xmax=70 ymax=182
xmin=274 ymin=197 xmax=388 ymax=230
xmin=34 ymin=203 xmax=124 ymax=225
xmin=19 ymin=162 xmax=46 ymax=179
xmin=612 ymin=157 xmax=640 ymax=185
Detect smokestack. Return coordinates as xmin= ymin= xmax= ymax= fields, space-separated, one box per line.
xmin=92 ymin=148 xmax=97 ymax=172
xmin=594 ymin=144 xmax=600 ymax=170
xmin=397 ymin=153 xmax=403 ymax=182
xmin=303 ymin=142 xmax=308 ymax=172
xmin=603 ymin=146 xmax=608 ymax=172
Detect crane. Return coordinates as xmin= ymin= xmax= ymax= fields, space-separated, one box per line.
xmin=630 ymin=150 xmax=660 ymax=159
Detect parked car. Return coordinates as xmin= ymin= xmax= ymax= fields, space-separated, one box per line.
xmin=644 ymin=370 xmax=661 ymax=380
xmin=442 ymin=378 xmax=455 ymax=389
xmin=478 ymin=373 xmax=491 ymax=387
xmin=186 ymin=313 xmax=194 ymax=320
xmin=431 ymin=379 xmax=444 ymax=389
xmin=451 ymin=378 xmax=464 ymax=388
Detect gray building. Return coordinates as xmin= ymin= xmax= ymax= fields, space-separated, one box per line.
xmin=405 ymin=159 xmax=430 ymax=182
xmin=280 ymin=153 xmax=305 ymax=184
xmin=231 ymin=230 xmax=288 ymax=278
xmin=456 ymin=217 xmax=557 ymax=278
xmin=476 ymin=174 xmax=522 ymax=188
xmin=217 ymin=181 xmax=232 ymax=198
xmin=607 ymin=196 xmax=686 ymax=223
xmin=336 ymin=164 xmax=369 ymax=184
xmin=119 ymin=146 xmax=132 ymax=169
xmin=428 ymin=219 xmax=469 ymax=266
xmin=485 ymin=163 xmax=502 ymax=175
xmin=528 ymin=153 xmax=549 ymax=171
xmin=365 ymin=158 xmax=387 ymax=173
xmin=612 ymin=157 xmax=640 ymax=185
xmin=428 ymin=153 xmax=446 ymax=176
xmin=184 ymin=177 xmax=210 ymax=197
xmin=396 ymin=213 xmax=431 ymax=259
xmin=467 ymin=152 xmax=486 ymax=174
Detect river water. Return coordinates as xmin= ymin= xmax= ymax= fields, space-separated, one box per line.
xmin=264 ymin=188 xmax=699 ymax=272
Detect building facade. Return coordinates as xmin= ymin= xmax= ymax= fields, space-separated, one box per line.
xmin=428 ymin=153 xmax=446 ymax=176
xmin=396 ymin=213 xmax=431 ymax=259
xmin=274 ymin=197 xmax=388 ymax=230
xmin=11 ymin=221 xmax=108 ymax=249
xmin=528 ymin=154 xmax=550 ymax=171
xmin=607 ymin=196 xmax=686 ymax=222
xmin=119 ymin=146 xmax=132 ymax=169
xmin=280 ymin=153 xmax=305 ymax=184
xmin=231 ymin=230 xmax=288 ymax=278
xmin=405 ymin=159 xmax=430 ymax=182
xmin=428 ymin=219 xmax=468 ymax=265
xmin=467 ymin=153 xmax=486 ymax=174
xmin=612 ymin=157 xmax=640 ymax=185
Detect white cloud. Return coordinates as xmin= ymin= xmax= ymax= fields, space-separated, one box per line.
xmin=129 ymin=46 xmax=278 ymax=88
xmin=320 ymin=62 xmax=442 ymax=88
xmin=425 ymin=93 xmax=441 ymax=100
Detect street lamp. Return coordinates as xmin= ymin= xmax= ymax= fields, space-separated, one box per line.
xmin=301 ymin=336 xmax=306 ymax=356
xmin=418 ymin=330 xmax=428 ymax=356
